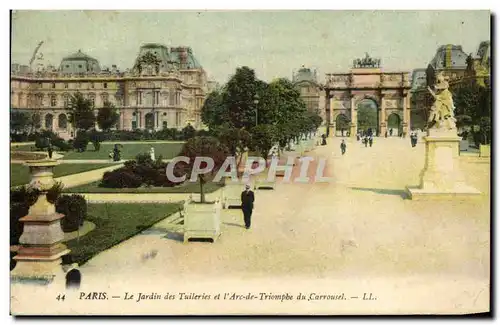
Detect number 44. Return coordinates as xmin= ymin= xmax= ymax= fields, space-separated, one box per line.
xmin=56 ymin=294 xmax=66 ymax=301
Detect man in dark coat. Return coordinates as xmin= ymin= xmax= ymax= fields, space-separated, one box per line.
xmin=241 ymin=184 xmax=255 ymax=229
xmin=340 ymin=140 xmax=347 ymax=155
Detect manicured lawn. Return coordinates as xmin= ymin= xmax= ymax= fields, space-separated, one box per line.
xmin=64 ymin=180 xmax=224 ymax=194
xmin=10 ymin=163 xmax=117 ymax=187
xmin=65 ymin=202 xmax=183 ymax=265
xmin=11 ymin=144 xmax=35 ymax=151
xmin=61 ymin=142 xmax=184 ymax=160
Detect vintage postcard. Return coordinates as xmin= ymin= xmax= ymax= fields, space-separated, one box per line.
xmin=9 ymin=10 xmax=491 ymax=315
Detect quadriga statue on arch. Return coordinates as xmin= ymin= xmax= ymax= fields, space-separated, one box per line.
xmin=426 ymin=72 xmax=457 ymax=130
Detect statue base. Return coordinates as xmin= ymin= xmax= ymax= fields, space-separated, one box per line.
xmin=406 ymin=128 xmax=481 ymax=200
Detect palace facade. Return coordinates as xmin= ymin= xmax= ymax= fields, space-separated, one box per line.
xmin=11 ymin=43 xmax=210 ymax=139
xmin=410 ymin=41 xmax=491 ymax=129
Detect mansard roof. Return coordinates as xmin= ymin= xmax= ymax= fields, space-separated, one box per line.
xmin=429 ymin=44 xmax=468 ymax=70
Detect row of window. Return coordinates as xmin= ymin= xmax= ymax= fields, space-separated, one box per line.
xmin=136 ymin=90 xmax=180 ymax=106
xmin=43 ymin=112 xmax=187 ymax=131
xmin=37 ymin=82 xmax=109 ymax=89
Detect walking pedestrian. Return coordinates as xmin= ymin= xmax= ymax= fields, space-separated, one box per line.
xmin=369 ymin=136 xmax=373 ymax=147
xmin=340 ymin=140 xmax=347 ymax=155
xmin=47 ymin=141 xmax=53 ymax=159
xmin=241 ymin=184 xmax=255 ymax=229
xmin=364 ymin=137 xmax=368 ymax=147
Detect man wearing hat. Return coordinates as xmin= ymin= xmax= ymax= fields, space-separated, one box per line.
xmin=241 ymin=184 xmax=255 ymax=229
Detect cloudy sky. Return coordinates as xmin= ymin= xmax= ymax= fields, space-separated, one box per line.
xmin=11 ymin=10 xmax=490 ymax=83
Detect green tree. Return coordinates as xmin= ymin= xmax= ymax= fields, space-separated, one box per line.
xmin=201 ymin=90 xmax=228 ymax=129
xmin=10 ymin=111 xmax=29 ymax=134
xmin=179 ymin=136 xmax=229 ymax=203
xmin=68 ymin=93 xmax=96 ymax=131
xmin=182 ymin=123 xmax=196 ymax=140
xmin=250 ymin=124 xmax=279 ymax=160
xmin=28 ymin=112 xmax=42 ymax=133
xmin=97 ymin=101 xmax=119 ymax=131
xmin=478 ymin=116 xmax=491 ymax=145
xmin=223 ymin=66 xmax=262 ymax=129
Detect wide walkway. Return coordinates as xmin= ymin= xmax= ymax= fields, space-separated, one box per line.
xmin=11 ymin=136 xmax=490 ymax=315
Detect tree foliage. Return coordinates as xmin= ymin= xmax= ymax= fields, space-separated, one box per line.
xmin=178 ymin=136 xmax=229 ymax=203
xmin=97 ymin=101 xmax=119 ymax=131
xmin=10 ymin=111 xmax=29 ymax=133
xmin=250 ymin=124 xmax=279 ymax=160
xmin=201 ymin=67 xmax=322 ymax=156
xmin=68 ymin=93 xmax=96 ymax=131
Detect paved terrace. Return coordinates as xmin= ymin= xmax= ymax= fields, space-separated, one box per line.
xmin=11 ymin=137 xmax=490 ymax=315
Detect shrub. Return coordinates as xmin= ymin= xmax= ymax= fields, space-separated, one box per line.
xmin=89 ymin=130 xmax=103 ymax=151
xmin=73 ymin=132 xmax=90 ymax=152
xmin=35 ymin=135 xmax=49 ymax=150
xmin=135 ymin=153 xmax=153 ymax=166
xmin=46 ymin=181 xmax=64 ymax=204
xmin=56 ymin=194 xmax=87 ymax=232
xmin=52 ymin=137 xmax=72 ymax=151
xmin=101 ymin=168 xmax=143 ymax=188
xmin=10 ymin=186 xmax=39 ymax=245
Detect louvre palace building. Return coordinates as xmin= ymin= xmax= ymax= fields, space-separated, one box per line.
xmin=11 ymin=43 xmax=213 ymax=139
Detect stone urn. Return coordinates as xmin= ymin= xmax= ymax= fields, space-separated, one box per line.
xmin=183 ymin=196 xmax=222 ymax=243
xmin=11 ymin=159 xmax=70 ymax=281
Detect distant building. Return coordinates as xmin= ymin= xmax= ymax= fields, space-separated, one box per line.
xmin=410 ymin=41 xmax=491 ymax=129
xmin=292 ymin=66 xmax=325 ymax=120
xmin=11 ymin=44 xmax=209 ymax=139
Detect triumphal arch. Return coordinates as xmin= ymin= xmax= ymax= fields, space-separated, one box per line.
xmin=324 ymin=53 xmax=412 ymax=137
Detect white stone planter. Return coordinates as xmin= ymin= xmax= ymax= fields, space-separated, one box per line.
xmin=459 ymin=140 xmax=469 ymax=151
xmin=254 ymin=169 xmax=276 ymax=190
xmin=183 ymin=198 xmax=221 ymax=243
xmin=480 ymin=144 xmax=490 ymax=157
xmin=222 ymin=182 xmax=245 ymax=209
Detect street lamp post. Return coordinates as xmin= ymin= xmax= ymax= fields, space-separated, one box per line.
xmin=253 ymin=94 xmax=259 ymax=126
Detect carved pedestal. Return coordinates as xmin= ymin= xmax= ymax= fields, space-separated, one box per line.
xmin=11 ymin=160 xmax=70 ymax=281
xmin=406 ymin=129 xmax=481 ymax=200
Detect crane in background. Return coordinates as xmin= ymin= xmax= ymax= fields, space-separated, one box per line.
xmin=29 ymin=41 xmax=44 ymax=71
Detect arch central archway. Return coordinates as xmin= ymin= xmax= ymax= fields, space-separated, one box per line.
xmin=335 ymin=113 xmax=350 ymax=137
xmin=357 ymin=98 xmax=379 ymax=136
xmin=387 ymin=113 xmax=401 ymax=136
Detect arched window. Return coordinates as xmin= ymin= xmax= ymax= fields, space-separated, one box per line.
xmin=50 ymin=94 xmax=57 ymax=107
xmin=36 ymin=93 xmax=44 ymax=107
xmin=101 ymin=93 xmax=109 ymax=105
xmin=58 ymin=114 xmax=68 ymax=129
xmin=63 ymin=94 xmax=70 ymax=108
xmin=88 ymin=94 xmax=96 ymax=107
xmin=45 ymin=114 xmax=54 ymax=130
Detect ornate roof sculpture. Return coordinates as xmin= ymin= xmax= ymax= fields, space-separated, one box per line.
xmin=353 ymin=53 xmax=381 ymax=69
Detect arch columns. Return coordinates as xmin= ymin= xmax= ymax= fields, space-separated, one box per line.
xmin=402 ymin=92 xmax=410 ymax=137
xmin=379 ymin=94 xmax=387 ymax=136
xmin=350 ymin=94 xmax=357 ymax=137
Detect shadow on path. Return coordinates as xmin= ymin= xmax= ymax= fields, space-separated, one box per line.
xmin=140 ymin=227 xmax=169 ymax=235
xmin=162 ymin=231 xmax=184 ymax=242
xmin=349 ymin=187 xmax=408 ymax=199
xmin=223 ymin=222 xmax=246 ymax=229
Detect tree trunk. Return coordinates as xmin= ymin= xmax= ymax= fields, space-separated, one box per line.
xmin=199 ymin=176 xmax=205 ymax=203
